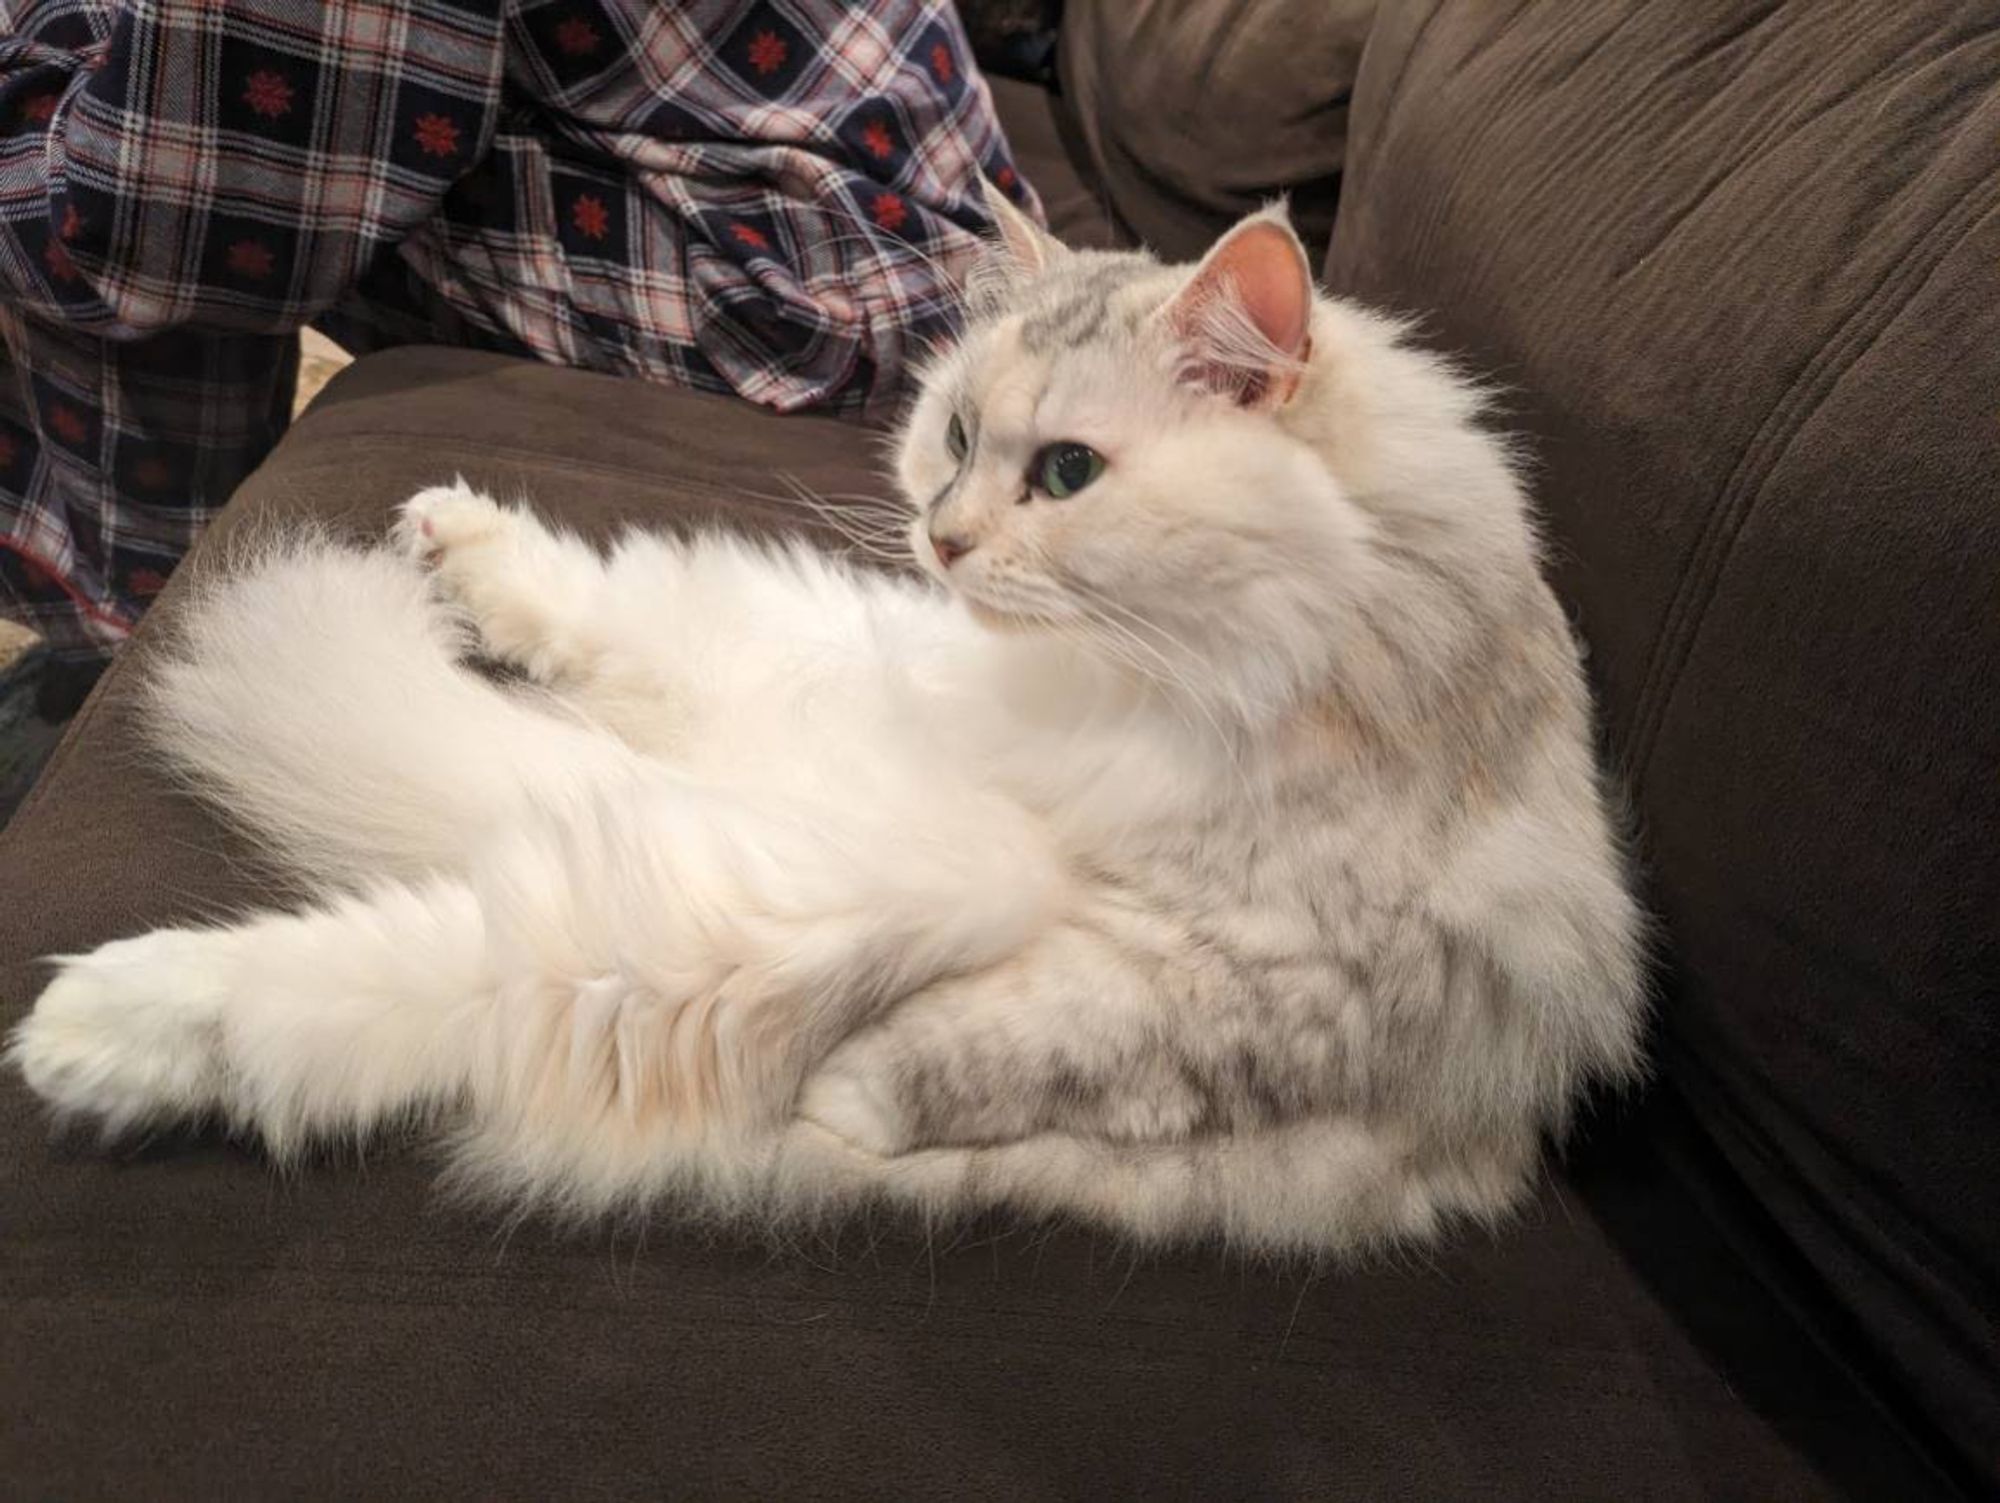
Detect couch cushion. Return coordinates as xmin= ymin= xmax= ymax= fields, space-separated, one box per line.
xmin=1055 ymin=0 xmax=1375 ymax=262
xmin=0 ymin=346 xmax=1916 ymax=1499
xmin=1324 ymin=3 xmax=2000 ymax=1489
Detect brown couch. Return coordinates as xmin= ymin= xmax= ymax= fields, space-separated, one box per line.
xmin=4 ymin=6 xmax=1995 ymax=1497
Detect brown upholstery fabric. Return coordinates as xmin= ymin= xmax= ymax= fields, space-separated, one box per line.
xmin=1325 ymin=3 xmax=2000 ymax=1490
xmin=0 ymin=346 xmax=1916 ymax=1501
xmin=1055 ymin=0 xmax=1375 ymax=261
xmin=987 ymin=75 xmax=1123 ymax=250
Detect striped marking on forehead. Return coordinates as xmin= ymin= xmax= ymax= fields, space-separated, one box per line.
xmin=1017 ymin=259 xmax=1156 ymax=354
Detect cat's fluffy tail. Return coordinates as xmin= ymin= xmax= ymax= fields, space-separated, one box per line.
xmin=146 ymin=538 xmax=636 ymax=888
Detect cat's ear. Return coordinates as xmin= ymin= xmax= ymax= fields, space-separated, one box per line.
xmin=980 ymin=175 xmax=1065 ymax=277
xmin=1159 ymin=206 xmax=1316 ymax=407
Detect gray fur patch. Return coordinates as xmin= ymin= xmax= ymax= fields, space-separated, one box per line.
xmin=1016 ymin=256 xmax=1154 ymax=354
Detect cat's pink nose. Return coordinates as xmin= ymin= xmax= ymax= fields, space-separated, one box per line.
xmin=931 ymin=532 xmax=975 ymax=568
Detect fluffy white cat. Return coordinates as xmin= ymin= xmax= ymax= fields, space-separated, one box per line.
xmin=10 ymin=196 xmax=1645 ymax=1254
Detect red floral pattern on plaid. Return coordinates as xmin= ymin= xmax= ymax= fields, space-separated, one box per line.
xmin=571 ymin=194 xmax=611 ymax=240
xmin=226 ymin=240 xmax=276 ymax=278
xmin=554 ymin=16 xmax=601 ymax=57
xmin=242 ymin=70 xmax=294 ymax=120
xmin=412 ymin=113 xmax=460 ymax=158
xmin=47 ymin=403 xmax=87 ymax=445
xmin=746 ymin=30 xmax=788 ymax=76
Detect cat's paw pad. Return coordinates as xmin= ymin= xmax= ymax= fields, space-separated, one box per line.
xmin=394 ymin=481 xmax=507 ymax=565
xmin=8 ymin=931 xmax=235 ymax=1134
xmin=796 ymin=1049 xmax=913 ymax=1156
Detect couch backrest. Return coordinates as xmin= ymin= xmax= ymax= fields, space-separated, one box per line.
xmin=1056 ymin=0 xmax=1376 ymax=263
xmin=1323 ymin=2 xmax=1999 ymax=1488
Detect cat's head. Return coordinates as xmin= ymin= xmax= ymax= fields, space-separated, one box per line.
xmin=896 ymin=194 xmax=1382 ymax=702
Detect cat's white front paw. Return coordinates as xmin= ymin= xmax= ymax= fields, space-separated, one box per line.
xmin=796 ymin=1045 xmax=913 ymax=1156
xmin=393 ymin=480 xmax=508 ymax=565
xmin=8 ymin=930 xmax=237 ymax=1133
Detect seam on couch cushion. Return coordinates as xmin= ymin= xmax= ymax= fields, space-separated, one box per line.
xmin=1627 ymin=184 xmax=1999 ymax=784
xmin=1605 ymin=10 xmax=1824 ymax=285
xmin=1350 ymin=0 xmax=1446 ymax=182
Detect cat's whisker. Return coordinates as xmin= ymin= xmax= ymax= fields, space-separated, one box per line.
xmin=674 ymin=487 xmax=907 ymax=566
xmin=787 ymin=502 xmax=903 ymax=542
xmin=1045 ymin=571 xmax=1270 ymax=812
xmin=1058 ymin=618 xmax=1170 ymax=699
xmin=796 ymin=506 xmax=911 ymax=537
xmin=1036 ymin=604 xmax=1214 ymax=752
xmin=1069 ymin=575 xmax=1280 ymax=723
xmin=1063 ymin=574 xmax=1282 ymax=722
xmin=1036 ymin=559 xmax=1240 ymax=729
xmin=756 ymin=475 xmax=916 ymax=535
xmin=808 ymin=490 xmax=911 ymax=511
xmin=795 ymin=208 xmax=971 ymax=310
xmin=803 ymin=230 xmax=965 ymax=296
xmin=1076 ymin=614 xmax=1231 ymax=772
xmin=770 ymin=473 xmax=905 ymax=522
xmin=762 ymin=475 xmax=920 ymax=564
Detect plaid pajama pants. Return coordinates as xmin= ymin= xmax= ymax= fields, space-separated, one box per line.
xmin=0 ymin=0 xmax=1031 ymax=658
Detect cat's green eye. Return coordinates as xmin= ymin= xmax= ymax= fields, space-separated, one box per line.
xmin=1033 ymin=442 xmax=1106 ymax=500
xmin=945 ymin=412 xmax=969 ymax=462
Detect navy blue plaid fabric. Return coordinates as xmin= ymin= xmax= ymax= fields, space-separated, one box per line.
xmin=0 ymin=0 xmax=1033 ymax=657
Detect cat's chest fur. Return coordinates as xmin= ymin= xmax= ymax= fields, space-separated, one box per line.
xmin=971 ymin=676 xmax=1418 ymax=968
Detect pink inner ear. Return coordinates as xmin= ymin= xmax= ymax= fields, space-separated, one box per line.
xmin=1164 ymin=218 xmax=1315 ymax=406
xmin=1204 ymin=221 xmax=1311 ymax=358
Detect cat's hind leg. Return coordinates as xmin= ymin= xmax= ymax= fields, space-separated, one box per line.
xmin=788 ymin=931 xmax=1540 ymax=1253
xmin=10 ymin=878 xmax=493 ymax=1152
xmin=14 ymin=772 xmax=1061 ymax=1198
xmin=796 ymin=923 xmax=1216 ymax=1156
